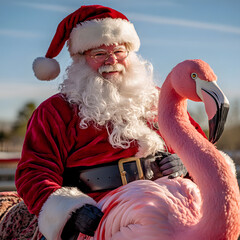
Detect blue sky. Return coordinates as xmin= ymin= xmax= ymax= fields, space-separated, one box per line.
xmin=0 ymin=0 xmax=240 ymax=122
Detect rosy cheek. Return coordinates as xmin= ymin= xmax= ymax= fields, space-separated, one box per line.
xmin=121 ymin=59 xmax=129 ymax=69
xmin=85 ymin=57 xmax=101 ymax=72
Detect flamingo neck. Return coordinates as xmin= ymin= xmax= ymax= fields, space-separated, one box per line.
xmin=158 ymin=77 xmax=240 ymax=238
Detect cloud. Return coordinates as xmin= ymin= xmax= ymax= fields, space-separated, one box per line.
xmin=12 ymin=3 xmax=240 ymax=35
xmin=0 ymin=29 xmax=43 ymax=39
xmin=16 ymin=2 xmax=74 ymax=13
xmin=129 ymin=13 xmax=240 ymax=35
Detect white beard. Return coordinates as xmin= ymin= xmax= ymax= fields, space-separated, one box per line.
xmin=60 ymin=53 xmax=165 ymax=157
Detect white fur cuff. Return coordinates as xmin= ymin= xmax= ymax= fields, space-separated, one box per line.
xmin=38 ymin=187 xmax=96 ymax=240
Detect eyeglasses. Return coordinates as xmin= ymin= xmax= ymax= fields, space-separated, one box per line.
xmin=83 ymin=47 xmax=129 ymax=63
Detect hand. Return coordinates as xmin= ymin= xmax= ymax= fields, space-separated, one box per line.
xmin=156 ymin=152 xmax=188 ymax=179
xmin=61 ymin=204 xmax=104 ymax=240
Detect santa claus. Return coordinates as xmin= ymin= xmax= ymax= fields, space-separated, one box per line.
xmin=15 ymin=5 xmax=207 ymax=240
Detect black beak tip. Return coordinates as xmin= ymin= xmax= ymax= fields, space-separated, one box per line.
xmin=208 ymin=103 xmax=229 ymax=144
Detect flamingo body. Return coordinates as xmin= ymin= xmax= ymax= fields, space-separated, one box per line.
xmin=78 ymin=177 xmax=202 ymax=240
xmin=78 ymin=59 xmax=240 ymax=240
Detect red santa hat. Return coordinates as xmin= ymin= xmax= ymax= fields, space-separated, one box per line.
xmin=33 ymin=5 xmax=140 ymax=81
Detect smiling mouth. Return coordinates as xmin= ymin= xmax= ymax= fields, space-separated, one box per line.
xmin=101 ymin=71 xmax=121 ymax=80
xmin=103 ymin=71 xmax=119 ymax=74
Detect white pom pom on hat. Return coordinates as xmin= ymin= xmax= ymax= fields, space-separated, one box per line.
xmin=33 ymin=57 xmax=60 ymax=81
xmin=32 ymin=5 xmax=140 ymax=81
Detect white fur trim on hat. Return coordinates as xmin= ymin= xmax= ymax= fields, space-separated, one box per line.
xmin=38 ymin=187 xmax=96 ymax=240
xmin=68 ymin=18 xmax=140 ymax=54
xmin=33 ymin=57 xmax=60 ymax=81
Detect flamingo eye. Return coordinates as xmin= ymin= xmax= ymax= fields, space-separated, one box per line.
xmin=191 ymin=73 xmax=198 ymax=79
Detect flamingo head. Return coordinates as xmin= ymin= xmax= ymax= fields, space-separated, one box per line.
xmin=170 ymin=59 xmax=229 ymax=143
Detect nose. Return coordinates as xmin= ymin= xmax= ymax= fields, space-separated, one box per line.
xmin=105 ymin=53 xmax=117 ymax=65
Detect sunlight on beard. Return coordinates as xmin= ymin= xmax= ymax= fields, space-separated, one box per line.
xmin=60 ymin=53 xmax=165 ymax=156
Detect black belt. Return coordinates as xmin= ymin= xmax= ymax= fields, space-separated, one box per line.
xmin=63 ymin=154 xmax=167 ymax=193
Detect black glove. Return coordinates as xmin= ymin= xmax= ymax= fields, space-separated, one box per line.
xmin=156 ymin=152 xmax=188 ymax=179
xmin=61 ymin=204 xmax=104 ymax=240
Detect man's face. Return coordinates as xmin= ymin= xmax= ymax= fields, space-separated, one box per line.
xmin=84 ymin=44 xmax=129 ymax=80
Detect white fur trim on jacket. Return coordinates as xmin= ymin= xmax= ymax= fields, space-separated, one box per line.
xmin=38 ymin=187 xmax=96 ymax=240
xmin=68 ymin=18 xmax=140 ymax=54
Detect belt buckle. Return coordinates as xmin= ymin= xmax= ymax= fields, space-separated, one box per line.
xmin=118 ymin=157 xmax=144 ymax=185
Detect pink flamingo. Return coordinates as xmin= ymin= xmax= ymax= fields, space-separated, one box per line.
xmin=79 ymin=59 xmax=240 ymax=240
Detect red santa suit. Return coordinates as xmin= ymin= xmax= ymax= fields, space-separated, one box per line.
xmin=15 ymin=93 xmax=206 ymax=239
xmin=16 ymin=93 xmax=141 ymax=215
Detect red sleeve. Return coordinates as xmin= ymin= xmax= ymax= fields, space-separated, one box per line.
xmin=187 ymin=112 xmax=207 ymax=139
xmin=15 ymin=94 xmax=138 ymax=216
xmin=15 ymin=95 xmax=72 ymax=215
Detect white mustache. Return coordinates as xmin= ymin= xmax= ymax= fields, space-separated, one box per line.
xmin=98 ymin=64 xmax=126 ymax=75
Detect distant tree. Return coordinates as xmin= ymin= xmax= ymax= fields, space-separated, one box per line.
xmin=0 ymin=130 xmax=7 ymax=142
xmin=11 ymin=102 xmax=36 ymax=137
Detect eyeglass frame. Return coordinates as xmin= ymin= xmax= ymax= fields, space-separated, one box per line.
xmin=81 ymin=46 xmax=129 ymax=63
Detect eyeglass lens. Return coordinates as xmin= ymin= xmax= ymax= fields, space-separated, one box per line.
xmin=90 ymin=48 xmax=128 ymax=62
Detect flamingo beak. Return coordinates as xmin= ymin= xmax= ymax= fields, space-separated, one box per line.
xmin=195 ymin=79 xmax=230 ymax=143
